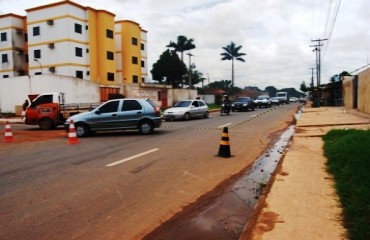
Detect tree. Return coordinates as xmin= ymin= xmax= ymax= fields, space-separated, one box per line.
xmin=206 ymin=80 xmax=233 ymax=90
xmin=220 ymin=41 xmax=246 ymax=86
xmin=300 ymin=81 xmax=308 ymax=93
xmin=166 ymin=35 xmax=196 ymax=63
xmin=183 ymin=69 xmax=206 ymax=88
xmin=151 ymin=49 xmax=187 ymax=88
xmin=265 ymin=86 xmax=277 ymax=97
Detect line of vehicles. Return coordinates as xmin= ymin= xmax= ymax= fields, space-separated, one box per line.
xmin=23 ymin=91 xmax=300 ymax=137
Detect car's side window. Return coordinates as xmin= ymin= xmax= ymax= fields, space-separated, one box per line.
xmin=199 ymin=101 xmax=205 ymax=107
xmin=122 ymin=100 xmax=142 ymax=111
xmin=192 ymin=101 xmax=199 ymax=107
xmin=98 ymin=100 xmax=119 ymax=113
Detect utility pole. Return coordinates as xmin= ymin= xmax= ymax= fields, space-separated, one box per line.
xmin=309 ymin=67 xmax=314 ymax=89
xmin=310 ymin=38 xmax=327 ymax=107
xmin=186 ymin=52 xmax=194 ymax=89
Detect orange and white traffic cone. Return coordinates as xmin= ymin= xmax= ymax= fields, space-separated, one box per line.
xmin=3 ymin=121 xmax=14 ymax=143
xmin=67 ymin=120 xmax=79 ymax=144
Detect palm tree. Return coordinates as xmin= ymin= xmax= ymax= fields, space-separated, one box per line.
xmin=220 ymin=41 xmax=246 ymax=86
xmin=167 ymin=35 xmax=196 ymax=62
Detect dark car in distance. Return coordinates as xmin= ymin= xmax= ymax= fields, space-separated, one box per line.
xmin=231 ymin=97 xmax=255 ymax=112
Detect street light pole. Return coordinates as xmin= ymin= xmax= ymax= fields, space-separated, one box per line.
xmin=34 ymin=58 xmax=42 ymax=74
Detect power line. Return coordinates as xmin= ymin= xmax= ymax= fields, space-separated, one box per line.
xmin=322 ymin=0 xmax=342 ymax=57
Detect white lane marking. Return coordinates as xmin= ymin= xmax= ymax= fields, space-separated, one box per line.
xmin=218 ymin=123 xmax=232 ymax=128
xmin=106 ymin=148 xmax=159 ymax=167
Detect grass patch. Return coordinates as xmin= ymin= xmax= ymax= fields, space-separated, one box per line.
xmin=323 ymin=129 xmax=370 ymax=240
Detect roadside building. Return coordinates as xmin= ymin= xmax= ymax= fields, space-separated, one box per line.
xmin=0 ymin=13 xmax=27 ymax=78
xmin=0 ymin=0 xmax=163 ymax=110
xmin=342 ymin=66 xmax=370 ymax=114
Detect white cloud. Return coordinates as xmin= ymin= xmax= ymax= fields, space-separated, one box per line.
xmin=1 ymin=0 xmax=369 ymax=90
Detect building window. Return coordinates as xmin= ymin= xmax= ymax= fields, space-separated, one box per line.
xmin=132 ymin=37 xmax=138 ymax=45
xmin=2 ymin=54 xmax=8 ymax=63
xmin=75 ymin=47 xmax=83 ymax=57
xmin=107 ymin=51 xmax=114 ymax=60
xmin=1 ymin=32 xmax=7 ymax=42
xmin=75 ymin=23 xmax=82 ymax=34
xmin=106 ymin=29 xmax=113 ymax=39
xmin=141 ymin=60 xmax=145 ymax=68
xmin=33 ymin=26 xmax=40 ymax=36
xmin=141 ymin=43 xmax=145 ymax=50
xmin=76 ymin=70 xmax=83 ymax=79
xmin=132 ymin=56 xmax=138 ymax=64
xmin=35 ymin=72 xmax=42 ymax=75
xmin=133 ymin=75 xmax=138 ymax=83
xmin=34 ymin=49 xmax=41 ymax=59
xmin=3 ymin=75 xmax=9 ymax=78
xmin=107 ymin=72 xmax=114 ymax=81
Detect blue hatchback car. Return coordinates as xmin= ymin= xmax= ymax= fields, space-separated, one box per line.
xmin=64 ymin=98 xmax=162 ymax=137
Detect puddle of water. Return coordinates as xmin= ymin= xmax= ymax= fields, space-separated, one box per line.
xmin=144 ymin=125 xmax=296 ymax=240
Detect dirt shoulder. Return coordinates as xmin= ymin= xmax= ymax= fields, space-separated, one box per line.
xmin=241 ymin=106 xmax=370 ymax=240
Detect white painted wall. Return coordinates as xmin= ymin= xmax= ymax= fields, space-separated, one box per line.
xmin=0 ymin=75 xmax=100 ymax=113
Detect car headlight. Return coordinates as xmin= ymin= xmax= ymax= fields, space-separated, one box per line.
xmin=243 ymin=103 xmax=247 ymax=106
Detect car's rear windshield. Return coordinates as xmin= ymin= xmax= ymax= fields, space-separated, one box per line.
xmin=235 ymin=98 xmax=250 ymax=102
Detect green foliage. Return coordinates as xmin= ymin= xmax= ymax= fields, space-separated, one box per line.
xmin=206 ymin=80 xmax=233 ymax=90
xmin=166 ymin=35 xmax=196 ymax=62
xmin=183 ymin=69 xmax=206 ymax=88
xmin=264 ymin=86 xmax=277 ymax=97
xmin=220 ymin=41 xmax=246 ymax=86
xmin=151 ymin=49 xmax=187 ymax=88
xmin=323 ymin=129 xmax=370 ymax=240
xmin=279 ymin=87 xmax=304 ymax=98
xmin=300 ymin=81 xmax=308 ymax=92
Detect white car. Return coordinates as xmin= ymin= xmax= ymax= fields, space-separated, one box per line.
xmin=163 ymin=100 xmax=209 ymax=121
xmin=254 ymin=95 xmax=272 ymax=108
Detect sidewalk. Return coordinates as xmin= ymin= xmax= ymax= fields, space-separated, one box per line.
xmin=241 ymin=105 xmax=370 ymax=240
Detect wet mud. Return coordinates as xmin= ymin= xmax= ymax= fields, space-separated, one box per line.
xmin=144 ymin=125 xmax=295 ymax=240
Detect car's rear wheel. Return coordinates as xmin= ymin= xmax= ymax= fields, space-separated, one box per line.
xmin=138 ymin=121 xmax=154 ymax=134
xmin=75 ymin=123 xmax=90 ymax=137
xmin=183 ymin=113 xmax=190 ymax=121
xmin=203 ymin=111 xmax=209 ymax=118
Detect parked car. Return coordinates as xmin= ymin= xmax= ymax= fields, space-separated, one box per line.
xmin=254 ymin=95 xmax=272 ymax=108
xmin=270 ymin=97 xmax=280 ymax=105
xmin=64 ymin=98 xmax=162 ymax=137
xmin=231 ymin=97 xmax=255 ymax=111
xmin=289 ymin=97 xmax=298 ymax=102
xmin=163 ymin=99 xmax=209 ymax=121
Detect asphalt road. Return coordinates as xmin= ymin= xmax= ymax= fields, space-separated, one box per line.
xmin=0 ymin=103 xmax=300 ymax=239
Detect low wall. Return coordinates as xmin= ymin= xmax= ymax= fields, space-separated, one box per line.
xmin=342 ymin=76 xmax=354 ymax=109
xmin=357 ymin=68 xmax=370 ymax=114
xmin=0 ymin=75 xmax=100 ymax=113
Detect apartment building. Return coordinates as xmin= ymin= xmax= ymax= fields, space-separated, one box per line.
xmin=0 ymin=14 xmax=27 ymax=78
xmin=115 ymin=20 xmax=148 ymax=85
xmin=0 ymin=0 xmax=148 ymax=102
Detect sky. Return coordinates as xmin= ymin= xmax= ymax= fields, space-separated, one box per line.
xmin=1 ymin=0 xmax=370 ymax=90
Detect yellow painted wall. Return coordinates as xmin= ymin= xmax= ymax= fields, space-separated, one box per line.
xmin=87 ymin=9 xmax=99 ymax=84
xmin=117 ymin=21 xmax=142 ymax=84
xmin=88 ymin=9 xmax=116 ymax=85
